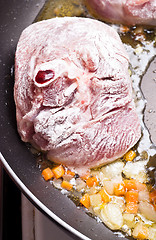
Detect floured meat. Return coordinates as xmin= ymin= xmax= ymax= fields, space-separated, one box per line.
xmin=86 ymin=0 xmax=156 ymax=26
xmin=14 ymin=17 xmax=141 ymax=171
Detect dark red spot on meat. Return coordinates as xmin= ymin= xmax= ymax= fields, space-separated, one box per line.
xmin=81 ymin=100 xmax=85 ymax=104
xmin=35 ymin=70 xmax=54 ymax=84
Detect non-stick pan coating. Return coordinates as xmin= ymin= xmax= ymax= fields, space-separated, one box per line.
xmin=0 ymin=1 xmax=155 ymax=240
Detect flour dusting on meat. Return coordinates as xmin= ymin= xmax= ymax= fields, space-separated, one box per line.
xmin=14 ymin=17 xmax=141 ymax=171
xmin=86 ymin=0 xmax=156 ymax=25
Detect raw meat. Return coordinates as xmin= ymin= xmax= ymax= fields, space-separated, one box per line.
xmin=86 ymin=0 xmax=156 ymax=26
xmin=14 ymin=17 xmax=141 ymax=171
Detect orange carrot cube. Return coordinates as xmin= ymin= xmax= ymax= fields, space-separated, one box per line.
xmin=124 ymin=179 xmax=137 ymax=191
xmin=120 ymin=25 xmax=130 ymax=33
xmin=52 ymin=165 xmax=65 ymax=179
xmin=133 ymin=223 xmax=149 ymax=239
xmin=42 ymin=167 xmax=54 ymax=181
xmin=86 ymin=176 xmax=98 ymax=187
xmin=99 ymin=189 xmax=110 ymax=203
xmin=66 ymin=170 xmax=75 ymax=177
xmin=137 ymin=227 xmax=149 ymax=239
xmin=61 ymin=181 xmax=73 ymax=191
xmin=126 ymin=202 xmax=138 ymax=214
xmin=124 ymin=150 xmax=136 ymax=161
xmin=125 ymin=190 xmax=138 ymax=203
xmin=114 ymin=183 xmax=125 ymax=196
xmin=80 ymin=194 xmax=90 ymax=209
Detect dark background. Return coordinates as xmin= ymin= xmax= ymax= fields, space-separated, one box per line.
xmin=1 ymin=166 xmax=22 ymax=239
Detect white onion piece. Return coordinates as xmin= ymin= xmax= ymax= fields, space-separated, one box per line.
xmin=52 ymin=178 xmax=62 ymax=189
xmin=100 ymin=203 xmax=123 ymax=230
xmin=103 ymin=180 xmax=114 ymax=195
xmin=75 ymin=178 xmax=86 ymax=191
xmin=123 ymin=161 xmax=147 ymax=182
xmin=138 ymin=191 xmax=150 ymax=202
xmin=148 ymin=227 xmax=156 ymax=240
xmin=139 ymin=201 xmax=156 ymax=222
xmin=101 ymin=161 xmax=124 ymax=180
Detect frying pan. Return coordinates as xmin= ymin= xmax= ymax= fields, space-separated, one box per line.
xmin=0 ymin=0 xmax=156 ymax=240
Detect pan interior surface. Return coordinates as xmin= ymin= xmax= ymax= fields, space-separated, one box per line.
xmin=0 ymin=1 xmax=128 ymax=240
xmin=0 ymin=1 xmax=156 ymax=240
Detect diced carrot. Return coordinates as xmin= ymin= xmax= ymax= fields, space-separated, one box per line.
xmin=99 ymin=189 xmax=111 ymax=203
xmin=52 ymin=165 xmax=65 ymax=179
xmin=125 ymin=190 xmax=138 ymax=203
xmin=133 ymin=223 xmax=149 ymax=240
xmin=125 ymin=190 xmax=139 ymax=214
xmin=124 ymin=150 xmax=136 ymax=161
xmin=80 ymin=194 xmax=90 ymax=209
xmin=126 ymin=202 xmax=138 ymax=214
xmin=86 ymin=176 xmax=98 ymax=187
xmin=61 ymin=180 xmax=73 ymax=191
xmin=124 ymin=179 xmax=137 ymax=191
xmin=114 ymin=182 xmax=125 ymax=196
xmin=66 ymin=170 xmax=75 ymax=177
xmin=135 ymin=227 xmax=148 ymax=239
xmin=120 ymin=25 xmax=130 ymax=33
xmin=42 ymin=167 xmax=54 ymax=181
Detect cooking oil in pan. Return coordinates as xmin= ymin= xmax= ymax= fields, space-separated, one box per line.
xmin=34 ymin=0 xmax=156 ymax=238
xmin=36 ymin=0 xmax=88 ymax=21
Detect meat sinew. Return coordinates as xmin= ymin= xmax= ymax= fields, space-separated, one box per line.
xmin=14 ymin=17 xmax=141 ymax=171
xmin=86 ymin=0 xmax=156 ymax=26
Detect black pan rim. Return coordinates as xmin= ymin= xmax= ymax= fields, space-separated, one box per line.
xmin=0 ymin=152 xmax=90 ymax=240
xmin=1 ymin=1 xmax=155 ymax=240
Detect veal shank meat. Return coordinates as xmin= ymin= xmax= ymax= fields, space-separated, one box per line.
xmin=14 ymin=17 xmax=141 ymax=171
xmin=86 ymin=0 xmax=156 ymax=26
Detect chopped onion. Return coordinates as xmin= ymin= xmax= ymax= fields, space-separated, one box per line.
xmin=103 ymin=180 xmax=114 ymax=195
xmin=123 ymin=161 xmax=147 ymax=183
xmin=111 ymin=196 xmax=125 ymax=212
xmin=52 ymin=178 xmax=62 ymax=189
xmin=148 ymin=226 xmax=156 ymax=240
xmin=139 ymin=201 xmax=156 ymax=222
xmin=90 ymin=193 xmax=102 ymax=207
xmin=75 ymin=178 xmax=86 ymax=191
xmin=101 ymin=161 xmax=124 ymax=180
xmin=100 ymin=203 xmax=123 ymax=230
xmin=132 ymin=223 xmax=148 ymax=239
xmin=138 ymin=190 xmax=150 ymax=202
